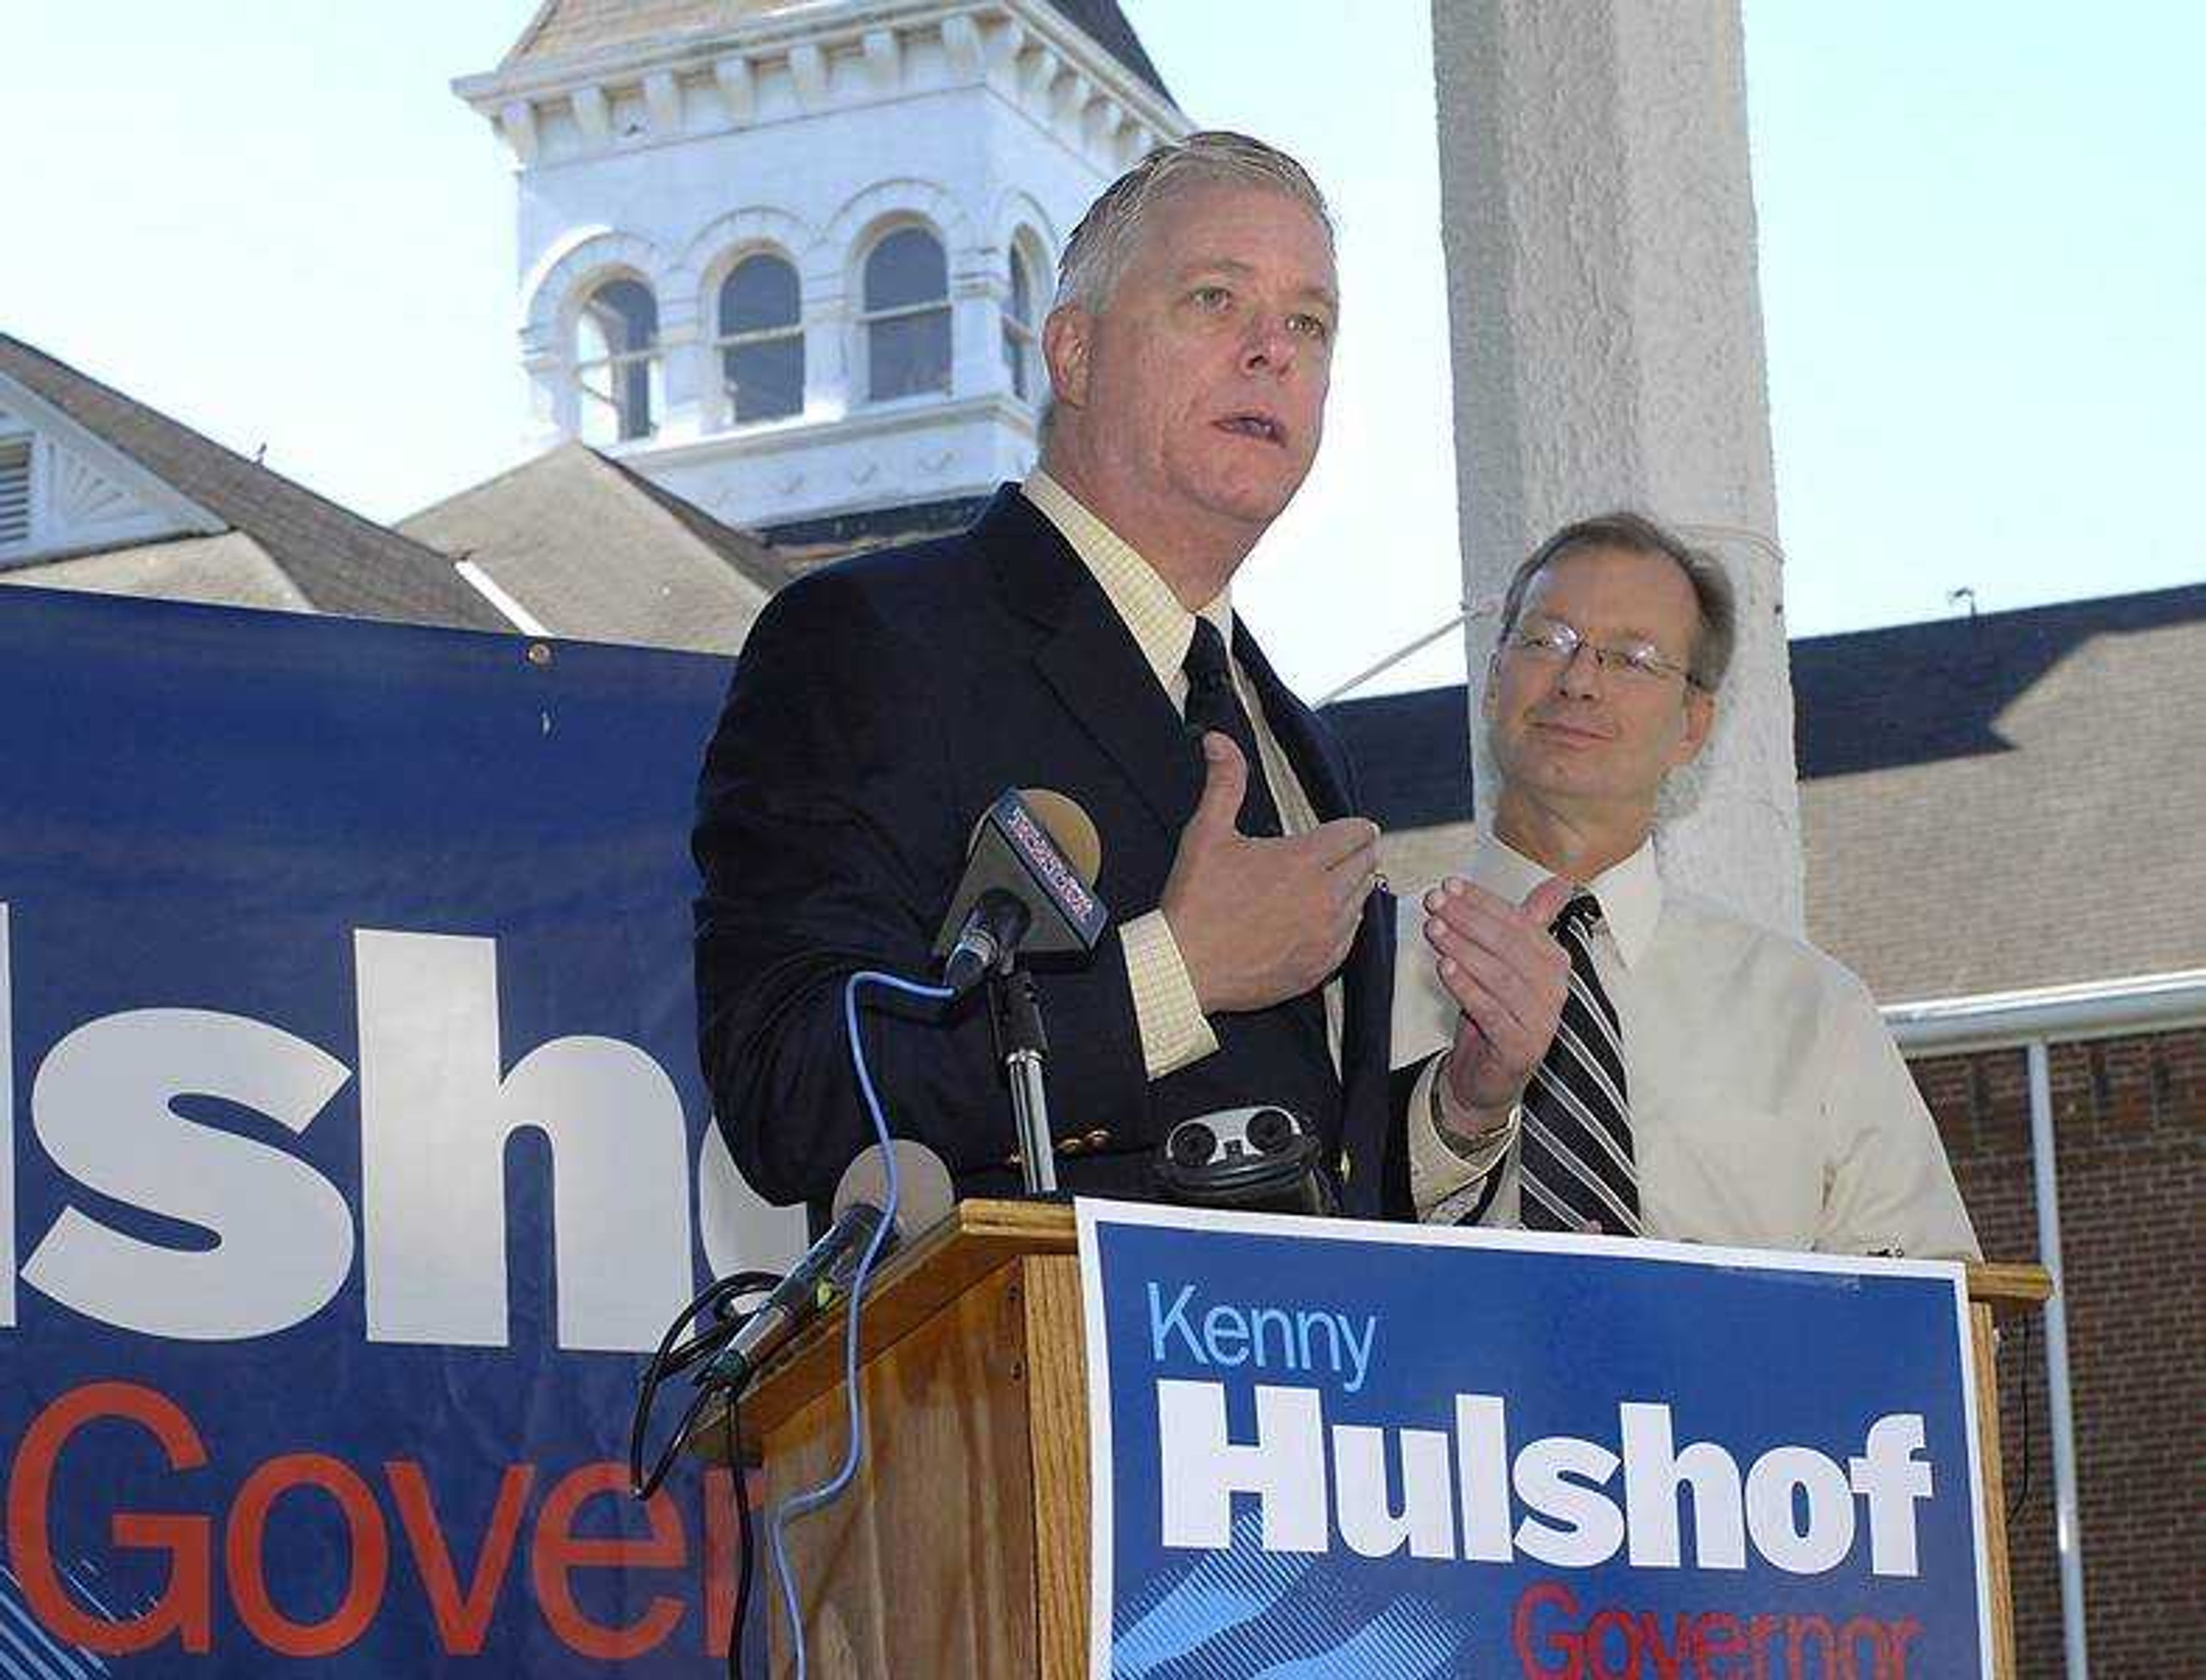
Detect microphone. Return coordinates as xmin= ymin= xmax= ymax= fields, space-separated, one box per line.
xmin=695 ymin=1140 xmax=956 ymax=1394
xmin=934 ymin=788 xmax=1108 ymax=994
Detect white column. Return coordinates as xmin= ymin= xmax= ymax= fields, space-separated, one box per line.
xmin=1432 ymin=0 xmax=1802 ymax=932
xmin=804 ymin=283 xmax=851 ymax=421
xmin=951 ymin=268 xmax=1002 ymax=402
xmin=656 ymin=302 xmax=706 ymax=444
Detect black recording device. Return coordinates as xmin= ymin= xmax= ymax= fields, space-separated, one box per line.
xmin=1152 ymin=1105 xmax=1337 ymax=1216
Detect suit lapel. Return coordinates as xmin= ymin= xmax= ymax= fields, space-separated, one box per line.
xmin=978 ymin=488 xmax=1201 ymax=837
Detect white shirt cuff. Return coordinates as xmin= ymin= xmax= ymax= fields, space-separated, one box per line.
xmin=1123 ymin=908 xmax=1218 ymax=1080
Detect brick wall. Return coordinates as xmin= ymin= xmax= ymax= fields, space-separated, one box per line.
xmin=1912 ymin=1026 xmax=2205 ymax=1678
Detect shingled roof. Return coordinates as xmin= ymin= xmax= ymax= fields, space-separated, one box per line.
xmin=399 ymin=441 xmax=792 ymax=655
xmin=1794 ymin=583 xmax=2206 ymax=1003
xmin=499 ymin=0 xmax=1174 ymax=103
xmin=0 ymin=336 xmax=506 ymax=631
xmin=1325 ymin=581 xmax=2206 ymax=1005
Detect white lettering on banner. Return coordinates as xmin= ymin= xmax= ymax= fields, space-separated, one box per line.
xmin=23 ymin=1009 xmax=355 ymax=1340
xmin=1746 ymin=1445 xmax=1858 ymax=1574
xmin=1332 ymin=1424 xmax=1457 ymax=1559
xmin=356 ymin=930 xmax=691 ymax=1353
xmin=1511 ymin=1431 xmax=1626 ymax=1569
xmin=0 ymin=907 xmax=754 ymax=1351
xmin=1850 ymin=1414 xmax=1934 ymax=1577
xmin=1158 ymin=1381 xmax=1329 ymax=1552
xmin=1155 ymin=1381 xmax=1937 ymax=1578
xmin=1621 ymin=1401 xmax=1747 ymax=1570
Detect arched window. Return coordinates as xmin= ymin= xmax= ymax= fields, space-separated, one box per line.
xmin=861 ymin=226 xmax=951 ymax=402
xmin=1001 ymin=244 xmax=1040 ymax=403
xmin=575 ymin=277 xmax=660 ymax=444
xmin=716 ymin=254 xmax=804 ymax=423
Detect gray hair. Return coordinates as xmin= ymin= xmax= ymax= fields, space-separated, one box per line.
xmin=1052 ymin=129 xmax=1333 ymax=314
xmin=1497 ymin=511 xmax=1738 ymax=692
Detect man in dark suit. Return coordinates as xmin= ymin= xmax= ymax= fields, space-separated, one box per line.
xmin=693 ymin=132 xmax=1400 ymax=1218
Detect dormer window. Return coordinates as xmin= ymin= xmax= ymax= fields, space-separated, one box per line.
xmin=717 ymin=255 xmax=804 ymax=423
xmin=1002 ymin=245 xmax=1040 ymax=403
xmin=576 ymin=277 xmax=661 ymax=443
xmin=861 ymin=227 xmax=950 ymax=402
xmin=0 ymin=439 xmax=30 ymax=547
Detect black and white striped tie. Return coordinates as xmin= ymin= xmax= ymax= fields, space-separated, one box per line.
xmin=1518 ymin=893 xmax=1640 ymax=1236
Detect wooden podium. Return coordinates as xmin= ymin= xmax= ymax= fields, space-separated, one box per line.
xmin=732 ymin=1201 xmax=2049 ymax=1679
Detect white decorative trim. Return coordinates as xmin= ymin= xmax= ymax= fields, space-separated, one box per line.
xmin=0 ymin=373 xmax=223 ymax=544
xmin=454 ymin=1 xmax=1187 ymax=163
xmin=455 ymin=560 xmax=550 ymax=636
xmin=498 ymin=99 xmax=540 ymax=165
xmin=677 ymin=205 xmax=819 ymax=313
xmin=789 ymin=43 xmax=828 ymax=111
xmin=861 ymin=29 xmax=901 ymax=94
xmin=570 ymin=84 xmax=611 ymax=144
xmin=820 ymin=176 xmax=978 ymax=268
xmin=520 ymin=227 xmax=666 ymax=344
xmin=713 ymin=55 xmax=755 ymax=124
xmin=627 ymin=390 xmax=1033 ymax=469
xmin=988 ymin=187 xmax=1060 ymax=269
xmin=943 ymin=13 xmax=985 ymax=79
xmin=643 ymin=70 xmax=682 ymax=138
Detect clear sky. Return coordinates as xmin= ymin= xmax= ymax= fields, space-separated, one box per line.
xmin=4 ymin=2 xmax=2199 ymax=696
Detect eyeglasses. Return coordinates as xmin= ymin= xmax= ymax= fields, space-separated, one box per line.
xmin=1505 ymin=618 xmax=1698 ymax=688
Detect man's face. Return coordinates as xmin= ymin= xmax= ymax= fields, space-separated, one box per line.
xmin=1047 ymin=181 xmax=1337 ymax=558
xmin=1484 ymin=546 xmax=1716 ymax=822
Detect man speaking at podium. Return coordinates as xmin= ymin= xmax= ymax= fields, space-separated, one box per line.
xmin=694 ymin=133 xmax=1398 ymax=1222
xmin=1397 ymin=514 xmax=1978 ymax=1258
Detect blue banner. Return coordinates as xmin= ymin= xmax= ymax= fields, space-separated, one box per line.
xmin=0 ymin=587 xmax=802 ymax=1674
xmin=1078 ymin=1201 xmax=1989 ymax=1679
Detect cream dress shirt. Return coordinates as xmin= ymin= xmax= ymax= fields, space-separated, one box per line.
xmin=1020 ymin=471 xmax=1343 ymax=1080
xmin=1397 ymin=833 xmax=1980 ymax=1259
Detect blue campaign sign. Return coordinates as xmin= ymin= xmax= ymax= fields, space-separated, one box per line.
xmin=1078 ymin=1201 xmax=1989 ymax=1680
xmin=0 ymin=587 xmax=801 ymax=1673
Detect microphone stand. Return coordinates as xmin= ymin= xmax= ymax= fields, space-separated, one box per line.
xmin=988 ymin=960 xmax=1059 ymax=1196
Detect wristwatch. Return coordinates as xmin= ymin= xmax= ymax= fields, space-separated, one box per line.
xmin=1429 ymin=1051 xmax=1519 ymax=1162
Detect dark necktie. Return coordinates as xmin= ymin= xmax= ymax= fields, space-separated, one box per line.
xmin=1181 ymin=617 xmax=1283 ymax=838
xmin=1517 ymin=893 xmax=1640 ymax=1236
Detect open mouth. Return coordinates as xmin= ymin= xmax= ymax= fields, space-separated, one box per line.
xmin=1216 ymin=412 xmax=1286 ymax=445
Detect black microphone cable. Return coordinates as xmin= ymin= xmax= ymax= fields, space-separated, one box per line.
xmin=629 ymin=1267 xmax=781 ymax=1501
xmin=629 ymin=1265 xmax=782 ymax=1679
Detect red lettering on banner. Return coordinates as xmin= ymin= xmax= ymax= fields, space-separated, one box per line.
xmin=1787 ymin=1615 xmax=1836 ymax=1677
xmin=1636 ymin=1610 xmax=1694 ymax=1680
xmin=1694 ymin=1610 xmax=1744 ymax=1679
xmin=386 ymin=1459 xmax=535 ymax=1655
xmin=6 ymin=1381 xmax=213 ymax=1653
xmin=2 ymin=1381 xmax=752 ymax=1662
xmin=1512 ymin=1584 xmax=1941 ymax=1680
xmin=1748 ymin=1613 xmax=1781 ymax=1678
xmin=1515 ymin=1580 xmax=1586 ymax=1678
xmin=226 ymin=1454 xmax=388 ymax=1656
xmin=531 ymin=1462 xmax=686 ymax=1660
xmin=1887 ymin=1617 xmax=1921 ymax=1678
xmin=1587 ymin=1606 xmax=1640 ymax=1679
